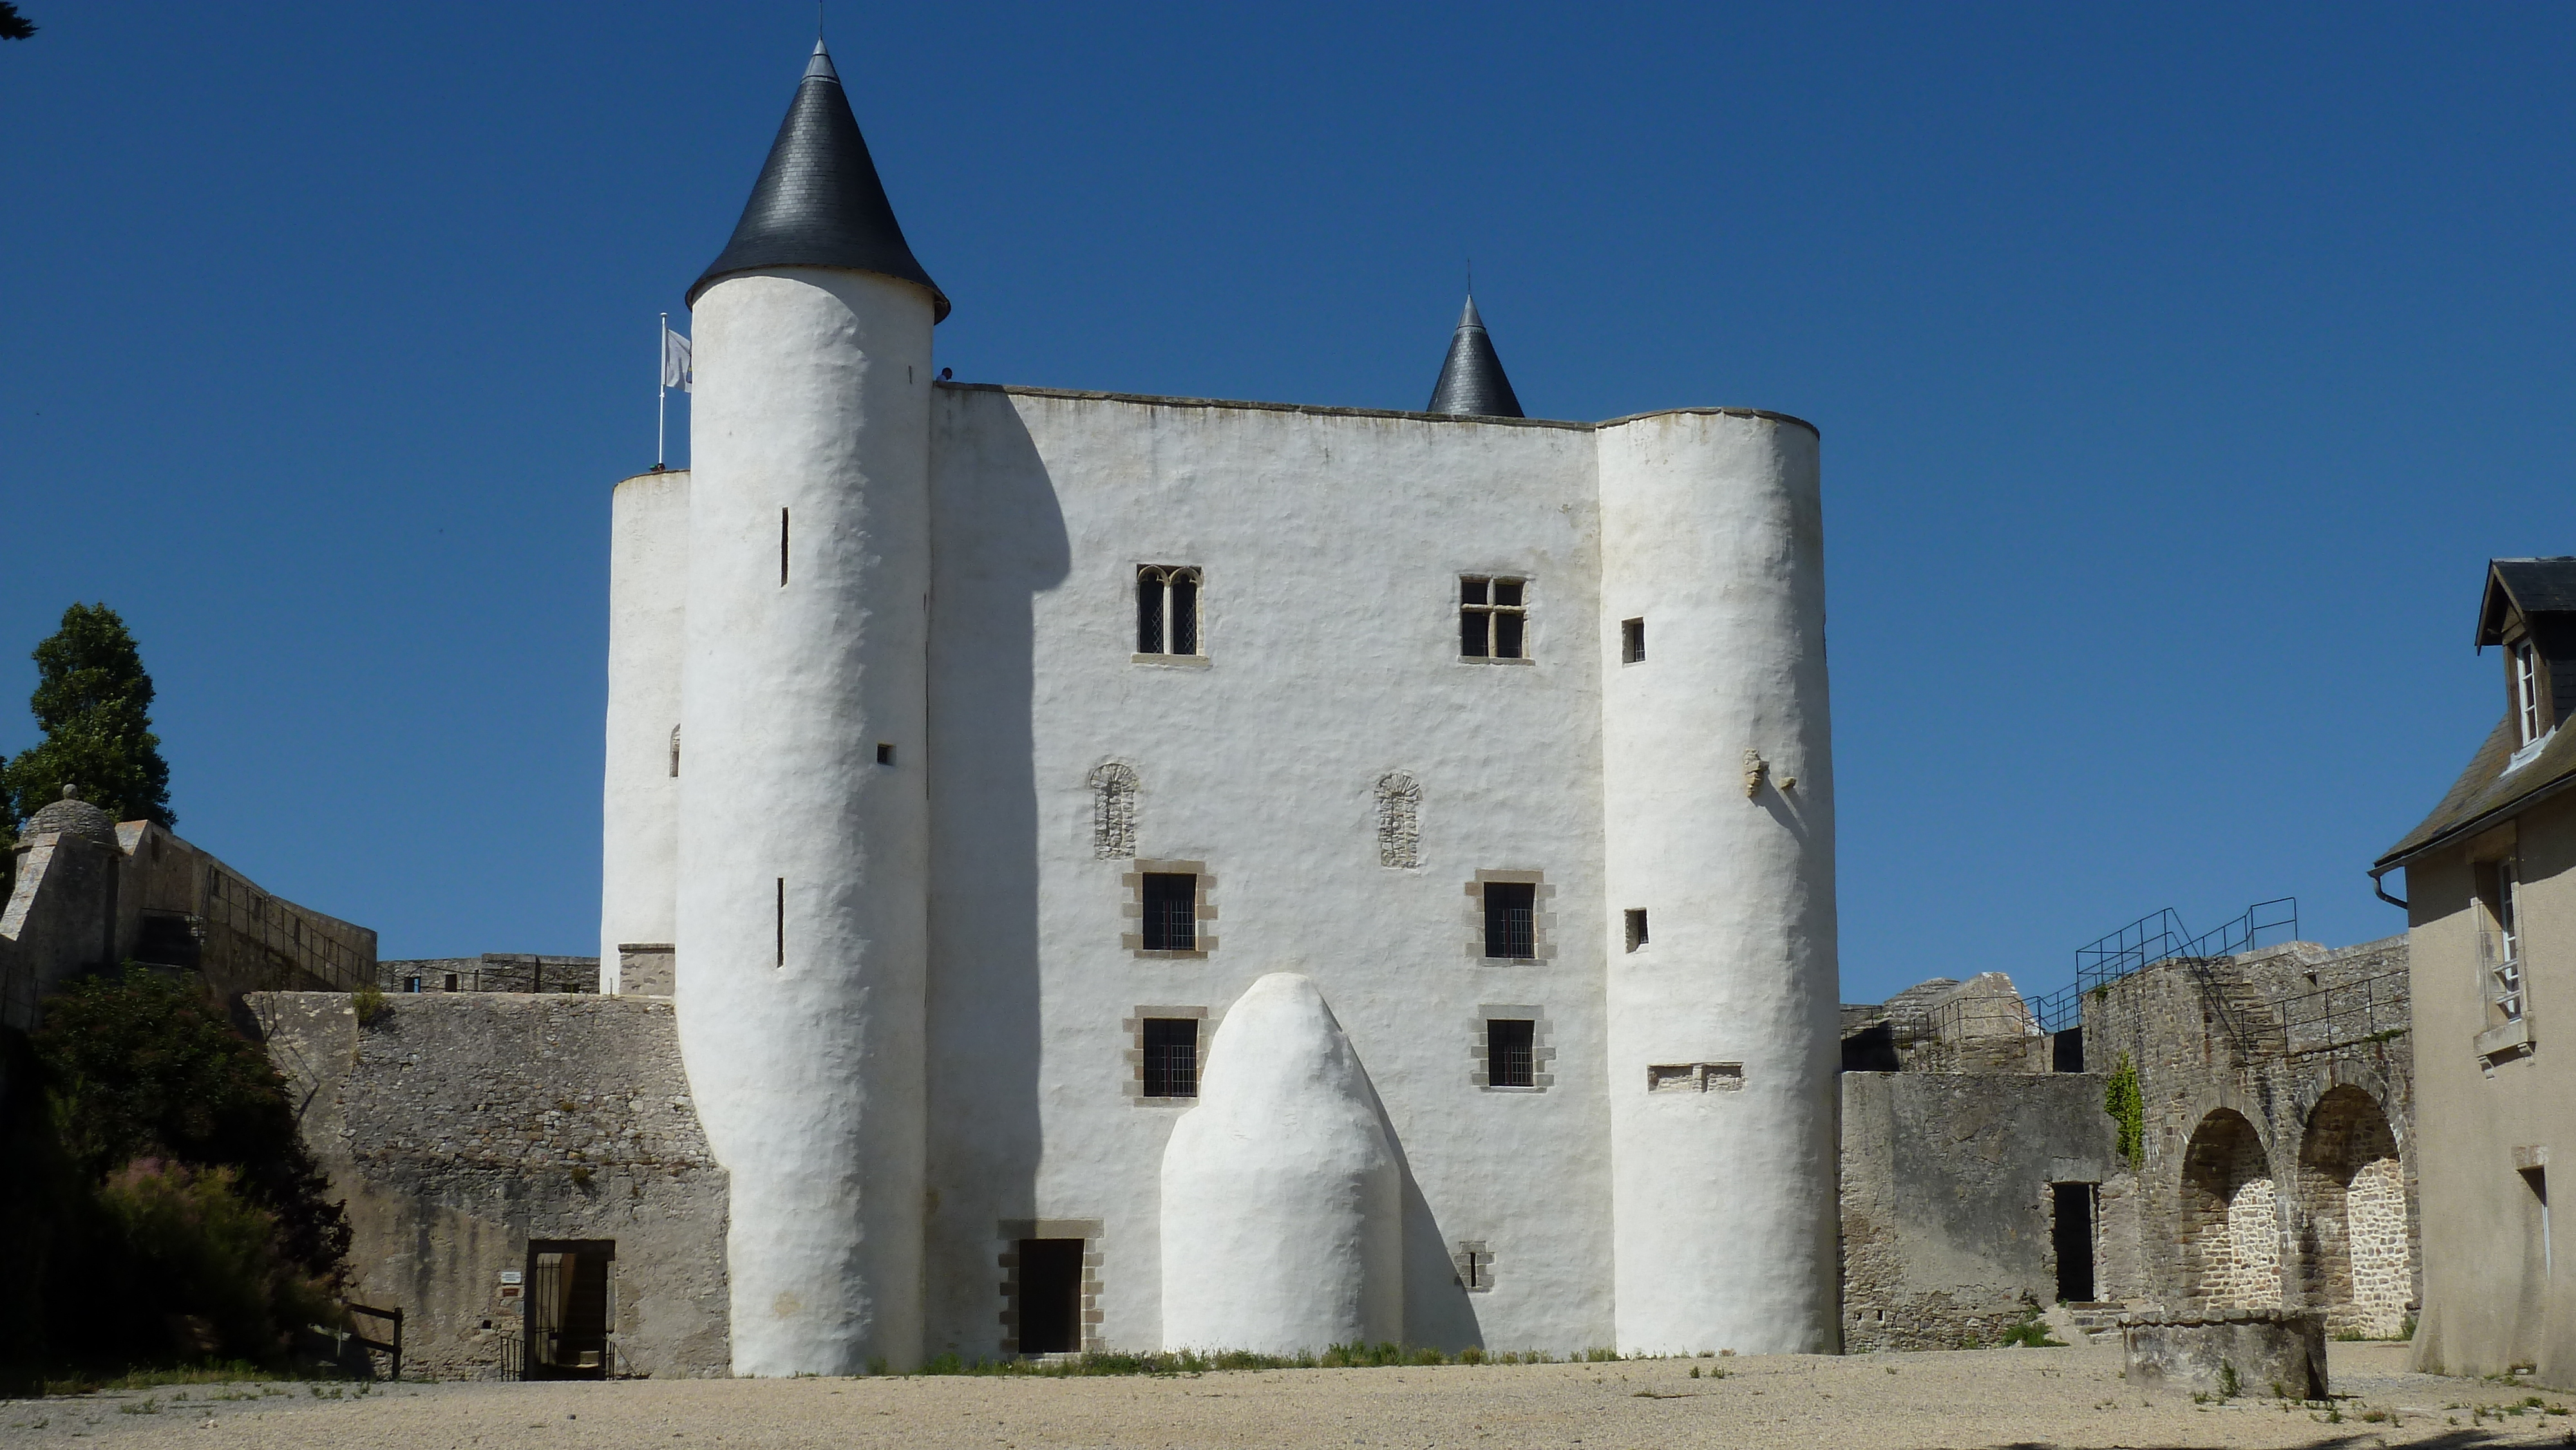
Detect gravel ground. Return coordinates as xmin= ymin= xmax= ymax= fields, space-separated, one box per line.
xmin=4 ymin=1342 xmax=2568 ymax=1449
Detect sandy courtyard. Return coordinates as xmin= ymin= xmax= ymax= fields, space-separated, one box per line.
xmin=3 ymin=1342 xmax=2568 ymax=1450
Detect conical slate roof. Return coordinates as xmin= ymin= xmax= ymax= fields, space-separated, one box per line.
xmin=687 ymin=41 xmax=949 ymax=319
xmin=1425 ymin=296 xmax=1523 ymax=418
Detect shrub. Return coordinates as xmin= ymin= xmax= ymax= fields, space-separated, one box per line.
xmin=33 ymin=969 xmax=348 ymax=1281
xmin=95 ymin=1159 xmax=338 ymax=1360
xmin=350 ymin=985 xmax=385 ymax=1026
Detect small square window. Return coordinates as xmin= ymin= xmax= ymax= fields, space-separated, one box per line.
xmin=404 ymin=975 xmax=421 ymax=993
xmin=1142 ymin=1018 xmax=1199 ymax=1098
xmin=1138 ymin=567 xmax=1202 ymax=656
xmin=1487 ymin=1019 xmax=1536 ymax=1088
xmin=1624 ymin=909 xmax=1649 ymax=952
xmin=443 ymin=972 xmax=459 ymax=992
xmin=1460 ymin=576 xmax=1528 ymax=660
xmin=876 ymin=742 xmax=895 ymax=766
xmin=1621 ymin=617 xmax=1645 ymax=663
xmin=1484 ymin=882 xmax=1536 ymax=960
xmin=1142 ymin=872 xmax=1198 ymax=952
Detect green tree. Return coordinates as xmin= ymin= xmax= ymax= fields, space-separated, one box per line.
xmin=6 ymin=603 xmax=175 ymax=829
xmin=0 ymin=5 xmax=34 ymax=41
xmin=33 ymin=971 xmax=346 ymax=1279
xmin=5 ymin=971 xmax=352 ymax=1370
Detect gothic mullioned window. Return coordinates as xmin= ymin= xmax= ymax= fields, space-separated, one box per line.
xmin=1137 ymin=566 xmax=1202 ymax=657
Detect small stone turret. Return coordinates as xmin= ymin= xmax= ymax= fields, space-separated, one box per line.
xmin=19 ymin=784 xmax=117 ymax=849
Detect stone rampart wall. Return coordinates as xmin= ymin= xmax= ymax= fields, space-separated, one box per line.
xmin=1839 ymin=1071 xmax=2118 ymax=1350
xmin=250 ymin=992 xmax=728 ymax=1379
xmin=2081 ymin=938 xmax=2418 ymax=1332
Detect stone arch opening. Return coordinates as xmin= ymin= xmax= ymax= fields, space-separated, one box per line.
xmin=2298 ymin=1086 xmax=2409 ymax=1336
xmin=2179 ymin=1108 xmax=2282 ymax=1309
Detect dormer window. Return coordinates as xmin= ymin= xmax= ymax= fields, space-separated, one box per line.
xmin=2515 ymin=639 xmax=2544 ymax=746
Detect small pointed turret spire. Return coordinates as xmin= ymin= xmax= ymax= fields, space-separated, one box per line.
xmin=688 ymin=41 xmax=948 ymax=319
xmin=1425 ymin=295 xmax=1523 ymax=418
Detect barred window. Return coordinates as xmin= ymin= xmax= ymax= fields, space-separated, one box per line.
xmin=1460 ymin=577 xmax=1526 ymax=660
xmin=1138 ymin=566 xmax=1202 ymax=656
xmin=1484 ymin=881 xmax=1536 ymax=960
xmin=1142 ymin=872 xmax=1198 ymax=952
xmin=1486 ymin=1019 xmax=1535 ymax=1088
xmin=1142 ymin=1018 xmax=1200 ymax=1098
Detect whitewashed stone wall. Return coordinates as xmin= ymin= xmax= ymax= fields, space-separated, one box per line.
xmin=610 ymin=382 xmax=1840 ymax=1366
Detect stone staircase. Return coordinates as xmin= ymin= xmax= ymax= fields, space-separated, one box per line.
xmin=2047 ymin=1301 xmax=2133 ymax=1345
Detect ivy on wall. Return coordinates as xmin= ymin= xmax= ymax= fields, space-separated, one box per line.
xmin=2105 ymin=1052 xmax=2145 ymax=1165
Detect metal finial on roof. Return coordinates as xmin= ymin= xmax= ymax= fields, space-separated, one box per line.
xmin=1425 ymin=294 xmax=1524 ymax=419
xmin=688 ymin=43 xmax=949 ymax=319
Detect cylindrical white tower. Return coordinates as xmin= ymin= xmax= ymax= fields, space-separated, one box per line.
xmin=673 ymin=41 xmax=949 ymax=1377
xmin=601 ymin=466 xmax=688 ymax=994
xmin=1596 ymin=408 xmax=1839 ymax=1355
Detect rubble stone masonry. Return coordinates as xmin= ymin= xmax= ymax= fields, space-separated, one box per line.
xmin=251 ymin=991 xmax=729 ymax=1379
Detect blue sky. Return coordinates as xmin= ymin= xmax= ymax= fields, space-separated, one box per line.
xmin=2 ymin=3 xmax=2568 ymax=1001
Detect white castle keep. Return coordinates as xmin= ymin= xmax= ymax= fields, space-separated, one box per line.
xmin=598 ymin=41 xmax=1842 ymax=1375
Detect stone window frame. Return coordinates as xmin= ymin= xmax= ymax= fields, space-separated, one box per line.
xmin=1452 ymin=1239 xmax=1495 ymax=1293
xmin=1464 ymin=869 xmax=1556 ymax=965
xmin=1123 ymin=1005 xmax=1215 ymax=1106
xmin=1645 ymin=1062 xmax=1744 ymax=1093
xmin=1133 ymin=564 xmax=1211 ymax=667
xmin=1122 ymin=860 xmax=1218 ymax=958
xmin=1457 ymin=574 xmax=1537 ymax=664
xmin=996 ymin=1218 xmax=1104 ymax=1357
xmin=1470 ymin=1005 xmax=1555 ymax=1091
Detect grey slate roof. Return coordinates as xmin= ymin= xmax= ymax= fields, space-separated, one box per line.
xmin=1426 ymin=296 xmax=1524 ymax=418
xmin=2477 ymin=558 xmax=2576 ymax=645
xmin=2373 ymin=714 xmax=2576 ymax=869
xmin=687 ymin=41 xmax=949 ymax=319
xmin=2380 ymin=557 xmax=2576 ymax=869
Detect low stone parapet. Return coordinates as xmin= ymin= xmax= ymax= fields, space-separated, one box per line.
xmin=2121 ymin=1308 xmax=2327 ymax=1400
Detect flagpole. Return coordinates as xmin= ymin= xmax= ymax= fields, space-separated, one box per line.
xmin=657 ymin=312 xmax=668 ymax=469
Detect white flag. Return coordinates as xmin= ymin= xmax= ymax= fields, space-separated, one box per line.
xmin=661 ymin=324 xmax=694 ymax=393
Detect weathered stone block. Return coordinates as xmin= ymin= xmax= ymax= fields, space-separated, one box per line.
xmin=2121 ymin=1308 xmax=2327 ymax=1400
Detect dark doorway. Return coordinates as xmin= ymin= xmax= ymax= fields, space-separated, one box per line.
xmin=1016 ymin=1238 xmax=1084 ymax=1354
xmin=2050 ymin=1027 xmax=2084 ymax=1073
xmin=526 ymin=1239 xmax=615 ymax=1379
xmin=2051 ymin=1183 xmax=2096 ymax=1303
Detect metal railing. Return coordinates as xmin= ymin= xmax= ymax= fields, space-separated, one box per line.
xmin=2025 ymin=898 xmax=2298 ymax=1035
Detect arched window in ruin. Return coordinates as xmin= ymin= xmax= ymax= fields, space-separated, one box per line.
xmin=1375 ymin=772 xmax=1421 ymax=869
xmin=2298 ymin=1086 xmax=2410 ymax=1337
xmin=2179 ymin=1108 xmax=2282 ymax=1310
xmin=1090 ymin=763 xmax=1139 ymax=860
